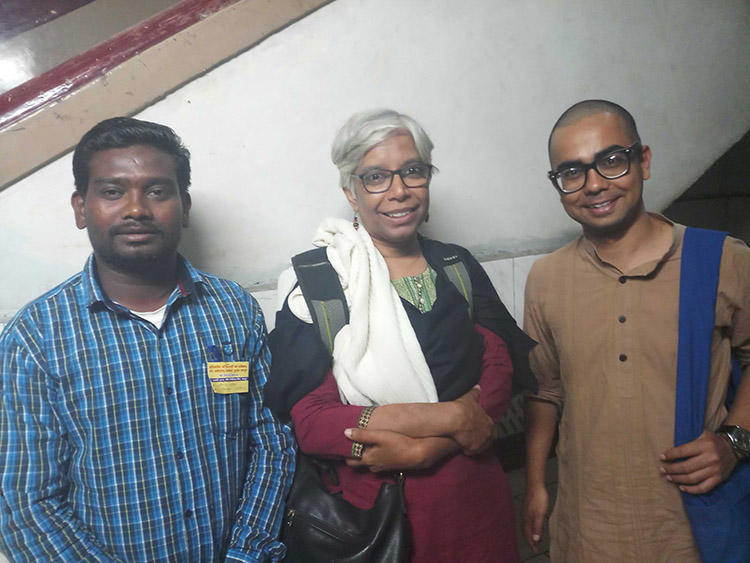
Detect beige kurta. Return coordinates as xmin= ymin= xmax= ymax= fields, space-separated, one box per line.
xmin=524 ymin=217 xmax=750 ymax=562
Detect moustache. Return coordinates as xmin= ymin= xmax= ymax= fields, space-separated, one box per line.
xmin=109 ymin=223 xmax=161 ymax=236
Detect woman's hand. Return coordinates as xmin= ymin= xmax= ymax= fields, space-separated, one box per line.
xmin=451 ymin=386 xmax=498 ymax=455
xmin=344 ymin=428 xmax=458 ymax=472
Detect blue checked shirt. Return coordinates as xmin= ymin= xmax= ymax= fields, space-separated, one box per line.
xmin=0 ymin=255 xmax=295 ymax=562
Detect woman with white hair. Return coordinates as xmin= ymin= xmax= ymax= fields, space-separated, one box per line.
xmin=265 ymin=109 xmax=535 ymax=562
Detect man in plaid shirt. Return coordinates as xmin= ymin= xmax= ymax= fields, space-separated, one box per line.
xmin=0 ymin=117 xmax=295 ymax=562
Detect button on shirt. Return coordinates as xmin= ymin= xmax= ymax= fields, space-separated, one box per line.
xmin=0 ymin=255 xmax=295 ymax=562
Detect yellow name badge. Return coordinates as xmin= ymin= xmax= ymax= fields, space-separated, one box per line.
xmin=207 ymin=361 xmax=249 ymax=394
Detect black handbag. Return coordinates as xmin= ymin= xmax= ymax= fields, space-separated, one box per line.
xmin=281 ymin=453 xmax=410 ymax=562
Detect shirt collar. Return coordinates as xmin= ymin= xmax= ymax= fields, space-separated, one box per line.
xmin=82 ymin=254 xmax=205 ymax=312
xmin=577 ymin=213 xmax=683 ymax=278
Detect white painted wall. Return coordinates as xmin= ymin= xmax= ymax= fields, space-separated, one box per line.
xmin=2 ymin=0 xmax=749 ymax=323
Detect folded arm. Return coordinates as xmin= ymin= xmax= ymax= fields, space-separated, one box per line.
xmin=290 ymin=324 xmax=513 ymax=471
xmin=291 ymin=379 xmax=464 ymax=472
xmin=363 ymin=324 xmax=511 ymax=453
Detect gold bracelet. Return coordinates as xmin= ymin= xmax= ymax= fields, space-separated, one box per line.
xmin=358 ymin=406 xmax=375 ymax=429
xmin=350 ymin=406 xmax=376 ymax=459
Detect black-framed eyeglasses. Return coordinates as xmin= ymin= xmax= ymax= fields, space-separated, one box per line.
xmin=547 ymin=143 xmax=642 ymax=194
xmin=354 ymin=162 xmax=434 ymax=194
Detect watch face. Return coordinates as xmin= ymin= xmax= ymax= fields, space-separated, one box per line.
xmin=728 ymin=426 xmax=750 ymax=456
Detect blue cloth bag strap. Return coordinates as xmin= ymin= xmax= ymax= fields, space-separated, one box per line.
xmin=675 ymin=227 xmax=750 ymax=563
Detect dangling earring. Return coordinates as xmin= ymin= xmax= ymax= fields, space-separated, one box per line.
xmin=424 ymin=212 xmax=430 ymax=223
xmin=353 ymin=212 xmax=359 ymax=230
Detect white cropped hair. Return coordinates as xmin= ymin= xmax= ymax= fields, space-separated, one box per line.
xmin=331 ymin=109 xmax=434 ymax=191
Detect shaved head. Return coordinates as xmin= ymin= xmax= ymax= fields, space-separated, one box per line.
xmin=548 ymin=100 xmax=641 ymax=160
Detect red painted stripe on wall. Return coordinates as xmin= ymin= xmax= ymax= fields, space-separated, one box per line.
xmin=0 ymin=0 xmax=240 ymax=130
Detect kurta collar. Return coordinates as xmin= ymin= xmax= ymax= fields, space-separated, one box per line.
xmin=577 ymin=213 xmax=684 ymax=279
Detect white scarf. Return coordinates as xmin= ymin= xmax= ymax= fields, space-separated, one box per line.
xmin=276 ymin=218 xmax=438 ymax=406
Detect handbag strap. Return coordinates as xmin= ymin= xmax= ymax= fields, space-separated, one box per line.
xmin=396 ymin=472 xmax=406 ymax=513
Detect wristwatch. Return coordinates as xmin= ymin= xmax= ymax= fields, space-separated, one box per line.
xmin=717 ymin=425 xmax=750 ymax=462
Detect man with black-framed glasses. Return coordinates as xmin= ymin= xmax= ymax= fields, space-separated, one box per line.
xmin=522 ymin=100 xmax=750 ymax=562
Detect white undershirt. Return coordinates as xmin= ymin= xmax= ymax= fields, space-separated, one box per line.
xmin=130 ymin=303 xmax=168 ymax=329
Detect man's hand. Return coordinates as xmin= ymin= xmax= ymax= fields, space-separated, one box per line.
xmin=344 ymin=428 xmax=431 ymax=472
xmin=660 ymin=430 xmax=739 ymax=494
xmin=522 ymin=482 xmax=549 ymax=553
xmin=451 ymin=385 xmax=498 ymax=455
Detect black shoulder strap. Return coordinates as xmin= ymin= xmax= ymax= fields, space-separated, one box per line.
xmin=291 ymin=244 xmax=474 ymax=355
xmin=291 ymin=248 xmax=349 ymax=356
xmin=438 ymin=251 xmax=473 ymax=319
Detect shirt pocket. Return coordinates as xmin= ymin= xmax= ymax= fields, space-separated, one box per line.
xmin=208 ymin=390 xmax=251 ymax=438
xmin=196 ymin=329 xmax=253 ymax=437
